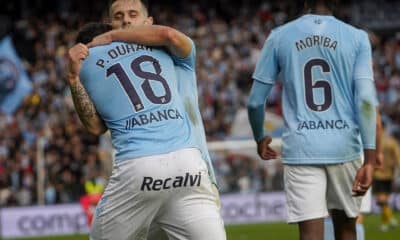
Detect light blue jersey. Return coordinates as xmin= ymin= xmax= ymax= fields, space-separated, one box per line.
xmin=174 ymin=42 xmax=217 ymax=184
xmin=80 ymin=42 xmax=195 ymax=163
xmin=253 ymin=14 xmax=375 ymax=165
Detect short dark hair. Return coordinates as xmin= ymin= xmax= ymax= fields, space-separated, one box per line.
xmin=76 ymin=22 xmax=112 ymax=44
xmin=304 ymin=0 xmax=337 ymax=12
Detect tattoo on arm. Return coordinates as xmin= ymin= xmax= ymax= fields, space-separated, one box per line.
xmin=69 ymin=81 xmax=105 ymax=131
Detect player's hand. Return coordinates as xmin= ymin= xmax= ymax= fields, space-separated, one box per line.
xmin=67 ymin=43 xmax=89 ymax=80
xmin=257 ymin=136 xmax=278 ymax=160
xmin=87 ymin=32 xmax=112 ymax=48
xmin=352 ymin=163 xmax=374 ymax=196
xmin=375 ymin=152 xmax=384 ymax=170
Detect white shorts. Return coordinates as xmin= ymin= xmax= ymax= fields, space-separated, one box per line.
xmin=360 ymin=188 xmax=372 ymax=213
xmin=284 ymin=159 xmax=363 ymax=223
xmin=90 ymin=148 xmax=226 ymax=240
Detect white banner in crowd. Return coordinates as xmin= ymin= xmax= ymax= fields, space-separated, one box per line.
xmin=1 ymin=193 xmax=400 ymax=238
xmin=0 ymin=204 xmax=88 ymax=238
xmin=221 ymin=192 xmax=287 ymax=225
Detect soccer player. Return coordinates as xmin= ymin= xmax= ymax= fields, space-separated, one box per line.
xmin=373 ymin=121 xmax=400 ymax=232
xmin=66 ymin=1 xmax=223 ymax=239
xmin=68 ymin=0 xmax=217 ymax=188
xmin=70 ymin=22 xmax=225 ymax=240
xmin=107 ymin=0 xmax=217 ymax=186
xmin=107 ymin=1 xmax=220 ymax=237
xmin=247 ymin=0 xmax=377 ymax=240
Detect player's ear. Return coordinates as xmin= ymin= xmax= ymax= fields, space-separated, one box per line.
xmin=144 ymin=16 xmax=153 ymax=25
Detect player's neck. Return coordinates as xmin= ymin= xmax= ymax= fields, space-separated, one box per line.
xmin=307 ymin=5 xmax=332 ymax=16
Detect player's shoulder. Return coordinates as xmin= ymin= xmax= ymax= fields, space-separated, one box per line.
xmin=267 ymin=15 xmax=318 ymax=42
xmin=268 ymin=17 xmax=301 ymax=39
xmin=81 ymin=43 xmax=119 ymax=75
xmin=343 ymin=23 xmax=364 ymax=34
xmin=86 ymin=42 xmax=116 ymax=60
xmin=334 ymin=18 xmax=368 ymax=39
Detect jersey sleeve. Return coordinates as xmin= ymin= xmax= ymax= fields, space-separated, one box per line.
xmin=170 ymin=37 xmax=196 ymax=71
xmin=353 ymin=31 xmax=373 ymax=81
xmin=252 ymin=31 xmax=280 ymax=84
xmin=353 ymin=31 xmax=378 ymax=149
xmin=353 ymin=31 xmax=378 ymax=106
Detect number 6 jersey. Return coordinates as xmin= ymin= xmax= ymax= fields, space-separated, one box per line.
xmin=80 ymin=42 xmax=195 ymax=163
xmin=253 ymin=14 xmax=376 ymax=165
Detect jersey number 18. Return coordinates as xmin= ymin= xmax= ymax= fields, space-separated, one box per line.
xmin=107 ymin=55 xmax=172 ymax=112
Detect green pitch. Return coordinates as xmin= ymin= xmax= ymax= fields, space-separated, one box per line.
xmin=6 ymin=213 xmax=400 ymax=240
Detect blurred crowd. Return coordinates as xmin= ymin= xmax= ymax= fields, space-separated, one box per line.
xmin=1 ymin=0 xmax=400 ymax=206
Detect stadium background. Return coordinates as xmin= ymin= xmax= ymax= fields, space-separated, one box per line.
xmin=1 ymin=0 xmax=400 ymax=239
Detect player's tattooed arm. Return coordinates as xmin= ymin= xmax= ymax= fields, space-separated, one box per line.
xmin=67 ymin=43 xmax=107 ymax=135
xmin=68 ymin=79 xmax=107 ymax=135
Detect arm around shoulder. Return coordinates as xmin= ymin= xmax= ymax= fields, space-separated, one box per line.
xmin=162 ymin=26 xmax=192 ymax=58
xmin=103 ymin=25 xmax=193 ymax=58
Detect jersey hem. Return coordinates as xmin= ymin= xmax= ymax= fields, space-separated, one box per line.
xmin=362 ymin=145 xmax=376 ymax=149
xmin=115 ymin=144 xmax=199 ymax=164
xmin=282 ymin=153 xmax=361 ymax=165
